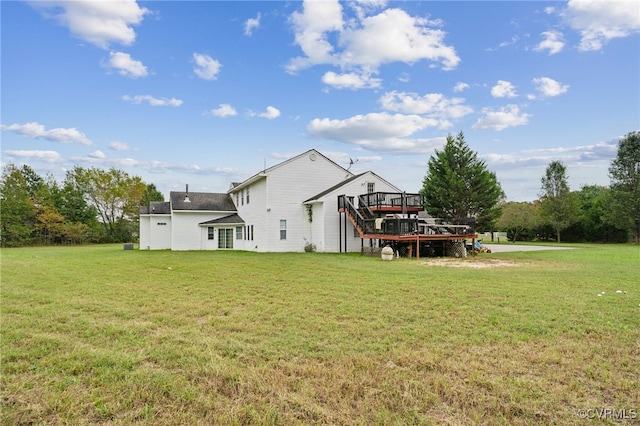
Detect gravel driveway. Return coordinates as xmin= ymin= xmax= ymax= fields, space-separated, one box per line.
xmin=482 ymin=244 xmax=575 ymax=253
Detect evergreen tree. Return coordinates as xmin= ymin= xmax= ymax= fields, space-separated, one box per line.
xmin=141 ymin=183 xmax=165 ymax=206
xmin=421 ymin=132 xmax=504 ymax=231
xmin=608 ymin=131 xmax=640 ymax=243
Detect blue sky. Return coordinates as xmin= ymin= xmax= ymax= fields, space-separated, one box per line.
xmin=2 ymin=0 xmax=639 ymax=201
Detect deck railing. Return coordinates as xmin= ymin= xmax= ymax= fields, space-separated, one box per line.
xmin=338 ymin=194 xmax=476 ymax=237
xmin=359 ymin=192 xmax=424 ymax=210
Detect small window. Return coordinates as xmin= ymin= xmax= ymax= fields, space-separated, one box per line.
xmin=236 ymin=226 xmax=243 ymax=240
xmin=246 ymin=187 xmax=250 ymax=204
xmin=367 ymin=182 xmax=375 ymax=194
xmin=208 ymin=227 xmax=214 ymax=240
xmin=280 ymin=220 xmax=287 ymax=240
xmin=250 ymin=225 xmax=254 ymax=241
xmin=236 ymin=193 xmax=240 ymax=206
xmin=157 ymin=222 xmax=166 ymax=226
xmin=241 ymin=190 xmax=244 ymax=206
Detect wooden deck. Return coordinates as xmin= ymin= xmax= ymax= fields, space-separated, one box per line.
xmin=338 ymin=192 xmax=478 ymax=256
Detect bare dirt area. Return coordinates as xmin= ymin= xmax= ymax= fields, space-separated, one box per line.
xmin=419 ymin=258 xmax=522 ymax=268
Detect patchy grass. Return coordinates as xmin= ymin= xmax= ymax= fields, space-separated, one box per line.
xmin=2 ymin=244 xmax=639 ymax=425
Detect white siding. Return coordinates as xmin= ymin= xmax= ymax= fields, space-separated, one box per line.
xmin=171 ymin=211 xmax=233 ymax=251
xmin=315 ymin=172 xmax=402 ymax=253
xmin=262 ymin=152 xmax=351 ymax=252
xmin=139 ymin=215 xmax=171 ymax=250
xmin=233 ymin=178 xmax=267 ymax=252
xmin=139 ymin=215 xmax=150 ymax=250
xmin=149 ymin=215 xmax=171 ymax=249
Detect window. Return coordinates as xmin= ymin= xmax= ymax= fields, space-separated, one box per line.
xmin=218 ymin=228 xmax=233 ymax=249
xmin=157 ymin=222 xmax=167 ymax=226
xmin=367 ymin=182 xmax=375 ymax=193
xmin=250 ymin=225 xmax=254 ymax=241
xmin=208 ymin=227 xmax=214 ymax=240
xmin=236 ymin=192 xmax=240 ymax=206
xmin=280 ymin=220 xmax=287 ymax=240
xmin=236 ymin=226 xmax=243 ymax=240
xmin=241 ymin=190 xmax=244 ymax=205
xmin=246 ymin=187 xmax=250 ymax=204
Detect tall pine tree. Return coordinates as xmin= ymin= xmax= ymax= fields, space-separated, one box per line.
xmin=421 ymin=132 xmax=504 ymax=231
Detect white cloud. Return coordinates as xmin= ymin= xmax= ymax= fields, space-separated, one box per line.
xmin=321 ymin=71 xmax=381 ymax=89
xmin=562 ymin=0 xmax=640 ymax=51
xmin=532 ymin=77 xmax=569 ymax=97
xmin=105 ymin=51 xmax=148 ymax=78
xmin=257 ymin=106 xmax=281 ymax=120
xmin=193 ymin=53 xmax=222 ymax=80
xmin=208 ymin=104 xmax=238 ymax=118
xmin=108 ymin=141 xmax=131 ymax=151
xmin=453 ymin=82 xmax=469 ymax=92
xmin=534 ymin=30 xmax=565 ymax=55
xmin=472 ymin=105 xmax=531 ymax=131
xmin=287 ymin=1 xmax=460 ymax=84
xmin=31 ymin=0 xmax=148 ymax=49
xmin=1 ymin=122 xmax=92 ymax=145
xmin=4 ymin=150 xmax=63 ymax=163
xmin=339 ymin=8 xmax=460 ymax=70
xmin=244 ymin=13 xmax=261 ymax=36
xmin=89 ymin=150 xmax=106 ymax=159
xmin=122 ymin=95 xmax=182 ymax=106
xmin=491 ymin=80 xmax=518 ymax=98
xmin=307 ymin=112 xmax=445 ymax=153
xmin=379 ymin=91 xmax=473 ymax=121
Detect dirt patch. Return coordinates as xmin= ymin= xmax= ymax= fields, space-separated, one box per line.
xmin=418 ymin=258 xmax=521 ymax=268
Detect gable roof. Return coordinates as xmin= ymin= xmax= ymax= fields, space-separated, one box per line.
xmin=303 ymin=171 xmax=403 ymax=203
xmin=228 ymin=149 xmax=351 ymax=193
xmin=303 ymin=172 xmax=367 ymax=203
xmin=199 ymin=213 xmax=245 ymax=225
xmin=170 ymin=191 xmax=236 ymax=211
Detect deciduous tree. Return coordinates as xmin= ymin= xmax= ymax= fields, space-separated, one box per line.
xmin=538 ymin=161 xmax=579 ymax=242
xmin=497 ymin=201 xmax=540 ymax=243
xmin=608 ymin=131 xmax=640 ymax=243
xmin=69 ymin=167 xmax=147 ymax=242
xmin=0 ymin=164 xmax=36 ymax=246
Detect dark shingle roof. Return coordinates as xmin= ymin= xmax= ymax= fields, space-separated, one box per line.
xmin=140 ymin=201 xmax=170 ymax=214
xmin=199 ymin=214 xmax=245 ymax=225
xmin=303 ymin=173 xmax=367 ymax=202
xmin=170 ymin=191 xmax=236 ymax=211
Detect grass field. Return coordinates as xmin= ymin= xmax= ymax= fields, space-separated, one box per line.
xmin=2 ymin=244 xmax=639 ymax=425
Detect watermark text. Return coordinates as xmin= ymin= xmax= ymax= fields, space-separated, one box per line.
xmin=577 ymin=408 xmax=637 ymax=420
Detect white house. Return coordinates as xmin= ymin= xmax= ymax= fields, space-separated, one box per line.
xmin=140 ymin=149 xmax=403 ymax=252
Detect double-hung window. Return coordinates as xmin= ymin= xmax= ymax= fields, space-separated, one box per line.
xmin=280 ymin=220 xmax=287 ymax=240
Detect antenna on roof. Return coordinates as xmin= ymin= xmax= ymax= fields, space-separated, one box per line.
xmin=346 ymin=157 xmax=358 ymax=172
xmin=184 ymin=184 xmax=191 ymax=203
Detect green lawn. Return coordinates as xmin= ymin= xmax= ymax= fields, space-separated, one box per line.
xmin=2 ymin=244 xmax=639 ymax=425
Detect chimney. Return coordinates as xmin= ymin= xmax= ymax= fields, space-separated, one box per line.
xmin=184 ymin=184 xmax=191 ymax=202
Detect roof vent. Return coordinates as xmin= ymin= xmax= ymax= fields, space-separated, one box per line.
xmin=184 ymin=184 xmax=191 ymax=203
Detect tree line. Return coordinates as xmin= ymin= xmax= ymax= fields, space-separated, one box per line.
xmin=0 ymin=165 xmax=163 ymax=247
xmin=2 ymin=131 xmax=637 ymax=247
xmin=422 ymin=131 xmax=640 ymax=244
